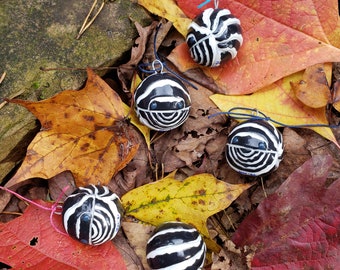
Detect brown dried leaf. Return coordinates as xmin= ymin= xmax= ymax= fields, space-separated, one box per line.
xmin=291 ymin=64 xmax=331 ymax=108
xmin=153 ymin=84 xmax=226 ymax=173
xmin=332 ymin=80 xmax=340 ymax=112
xmin=122 ymin=221 xmax=155 ymax=270
xmin=118 ymin=21 xmax=158 ymax=91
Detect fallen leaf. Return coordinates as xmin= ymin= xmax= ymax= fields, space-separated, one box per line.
xmin=153 ymin=84 xmax=226 ymax=173
xmin=6 ymin=68 xmax=139 ymax=188
xmin=48 ymin=171 xmax=76 ymax=202
xmin=291 ymin=64 xmax=331 ymax=108
xmin=122 ymin=221 xmax=155 ymax=270
xmin=0 ymin=201 xmax=127 ymax=270
xmin=166 ymin=0 xmax=340 ymax=94
xmin=282 ymin=128 xmax=308 ymax=155
xmin=112 ymin=230 xmax=145 ymax=270
xmin=121 ymin=172 xmax=251 ymax=237
xmin=118 ymin=21 xmax=158 ymax=92
xmin=332 ymin=80 xmax=340 ymax=112
xmin=111 ymin=134 xmax=152 ymax=197
xmin=127 ymin=73 xmax=151 ymax=148
xmin=210 ymin=70 xmax=340 ymax=148
xmin=137 ymin=0 xmax=191 ymax=37
xmin=232 ymin=155 xmax=340 ymax=269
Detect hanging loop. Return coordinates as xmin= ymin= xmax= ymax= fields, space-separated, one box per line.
xmin=138 ymin=23 xmax=197 ymax=89
xmin=151 ymin=59 xmax=164 ymax=74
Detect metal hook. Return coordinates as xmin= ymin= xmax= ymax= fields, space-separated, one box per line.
xmin=151 ymin=60 xmax=164 ymax=74
xmin=251 ymin=108 xmax=259 ymax=117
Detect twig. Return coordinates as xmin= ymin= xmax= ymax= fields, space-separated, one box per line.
xmin=0 ymin=71 xmax=6 ymax=84
xmin=76 ymin=0 xmax=106 ymax=39
xmin=260 ymin=177 xmax=267 ymax=198
xmin=0 ymin=89 xmax=26 ymax=110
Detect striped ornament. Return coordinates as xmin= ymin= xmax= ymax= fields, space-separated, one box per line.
xmin=134 ymin=73 xmax=191 ymax=131
xmin=225 ymin=120 xmax=283 ymax=177
xmin=146 ymin=222 xmax=206 ymax=270
xmin=62 ymin=185 xmax=123 ymax=245
xmin=186 ymin=8 xmax=243 ymax=67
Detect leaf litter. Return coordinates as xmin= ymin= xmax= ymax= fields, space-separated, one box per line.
xmin=1 ymin=0 xmax=340 ymax=269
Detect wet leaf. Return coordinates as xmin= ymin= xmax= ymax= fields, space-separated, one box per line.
xmin=0 ymin=201 xmax=126 ymax=270
xmin=167 ymin=0 xmax=340 ymax=94
xmin=232 ymin=155 xmax=340 ymax=269
xmin=210 ymin=70 xmax=340 ymax=148
xmin=6 ymin=68 xmax=139 ymax=188
xmin=121 ymin=172 xmax=251 ymax=237
xmin=291 ymin=64 xmax=331 ymax=108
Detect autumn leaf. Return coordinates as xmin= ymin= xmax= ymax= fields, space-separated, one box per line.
xmin=210 ymin=70 xmax=340 ymax=148
xmin=332 ymin=80 xmax=340 ymax=112
xmin=6 ymin=68 xmax=139 ymax=188
xmin=232 ymin=155 xmax=340 ymax=269
xmin=127 ymin=73 xmax=151 ymax=148
xmin=291 ymin=64 xmax=332 ymax=108
xmin=0 ymin=201 xmax=127 ymax=270
xmin=122 ymin=222 xmax=154 ymax=269
xmin=121 ymin=172 xmax=251 ymax=237
xmin=137 ymin=0 xmax=191 ymax=37
xmin=164 ymin=0 xmax=340 ymax=94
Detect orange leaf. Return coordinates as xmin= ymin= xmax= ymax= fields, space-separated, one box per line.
xmin=0 ymin=201 xmax=127 ymax=269
xmin=290 ymin=64 xmax=331 ymax=108
xmin=210 ymin=70 xmax=340 ymax=148
xmin=167 ymin=0 xmax=340 ymax=94
xmin=6 ymin=68 xmax=139 ymax=188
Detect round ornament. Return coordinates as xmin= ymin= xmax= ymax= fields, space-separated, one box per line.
xmin=186 ymin=8 xmax=243 ymax=67
xmin=225 ymin=119 xmax=283 ymax=176
xmin=146 ymin=222 xmax=206 ymax=270
xmin=134 ymin=73 xmax=191 ymax=131
xmin=62 ymin=184 xmax=124 ymax=245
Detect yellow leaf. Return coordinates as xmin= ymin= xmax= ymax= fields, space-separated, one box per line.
xmin=121 ymin=173 xmax=251 ymax=237
xmin=137 ymin=0 xmax=191 ymax=36
xmin=126 ymin=73 xmax=151 ymax=148
xmin=210 ymin=71 xmax=340 ymax=148
xmin=332 ymin=80 xmax=340 ymax=112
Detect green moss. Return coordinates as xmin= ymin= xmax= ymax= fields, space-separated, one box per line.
xmin=31 ymin=82 xmax=41 ymax=90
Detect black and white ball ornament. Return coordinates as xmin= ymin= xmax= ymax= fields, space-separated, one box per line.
xmin=225 ymin=119 xmax=283 ymax=177
xmin=134 ymin=73 xmax=191 ymax=131
xmin=62 ymin=184 xmax=124 ymax=245
xmin=146 ymin=222 xmax=206 ymax=270
xmin=186 ymin=8 xmax=243 ymax=67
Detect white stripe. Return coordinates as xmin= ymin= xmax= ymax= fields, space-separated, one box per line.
xmin=136 ymin=79 xmax=189 ymax=105
xmin=147 ymin=236 xmax=203 ymax=259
